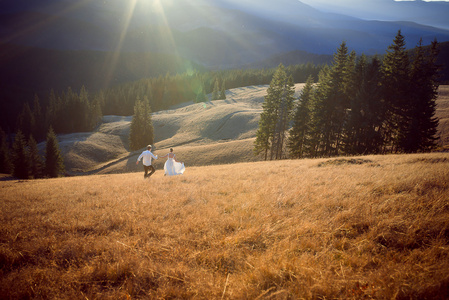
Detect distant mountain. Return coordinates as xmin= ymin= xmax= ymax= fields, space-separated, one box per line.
xmin=300 ymin=0 xmax=449 ymax=30
xmin=1 ymin=0 xmax=449 ymax=119
xmin=1 ymin=0 xmax=449 ymax=68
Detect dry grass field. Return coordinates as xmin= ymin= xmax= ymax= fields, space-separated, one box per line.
xmin=1 ymin=152 xmax=449 ymax=299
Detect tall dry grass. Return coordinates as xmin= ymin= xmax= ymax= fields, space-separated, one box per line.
xmin=1 ymin=153 xmax=449 ymax=299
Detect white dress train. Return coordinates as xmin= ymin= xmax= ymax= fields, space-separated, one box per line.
xmin=164 ymin=155 xmax=185 ymax=176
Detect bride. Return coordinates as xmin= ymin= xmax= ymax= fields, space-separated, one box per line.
xmin=160 ymin=148 xmax=185 ymax=176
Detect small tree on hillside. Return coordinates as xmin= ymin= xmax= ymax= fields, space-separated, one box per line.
xmin=28 ymin=135 xmax=44 ymax=179
xmin=219 ymin=79 xmax=226 ymax=100
xmin=129 ymin=97 xmax=154 ymax=151
xmin=212 ymin=78 xmax=220 ymax=100
xmin=45 ymin=127 xmax=65 ymax=178
xmin=11 ymin=130 xmax=30 ymax=179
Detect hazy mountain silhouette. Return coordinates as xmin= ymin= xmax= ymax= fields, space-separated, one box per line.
xmin=2 ymin=0 xmax=449 ymax=68
xmin=1 ymin=0 xmax=449 ymax=113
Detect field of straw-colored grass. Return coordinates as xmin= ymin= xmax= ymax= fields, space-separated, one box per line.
xmin=1 ymin=152 xmax=449 ymax=299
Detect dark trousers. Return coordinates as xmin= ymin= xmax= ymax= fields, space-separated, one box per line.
xmin=144 ymin=165 xmax=155 ymax=178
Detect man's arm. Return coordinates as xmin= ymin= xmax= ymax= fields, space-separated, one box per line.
xmin=136 ymin=153 xmax=143 ymax=164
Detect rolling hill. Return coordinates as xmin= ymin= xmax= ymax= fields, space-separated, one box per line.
xmin=45 ymin=83 xmax=449 ymax=176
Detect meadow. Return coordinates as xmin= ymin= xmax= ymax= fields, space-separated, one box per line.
xmin=1 ymin=152 xmax=449 ymax=299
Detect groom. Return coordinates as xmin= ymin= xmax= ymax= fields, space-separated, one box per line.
xmin=136 ymin=145 xmax=158 ymax=179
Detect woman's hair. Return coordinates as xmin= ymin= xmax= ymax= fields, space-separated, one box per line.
xmin=170 ymin=148 xmax=173 ymax=152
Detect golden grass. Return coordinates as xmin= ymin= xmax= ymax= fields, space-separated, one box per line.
xmin=1 ymin=152 xmax=449 ymax=299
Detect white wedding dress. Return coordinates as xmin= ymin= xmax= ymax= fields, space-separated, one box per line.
xmin=164 ymin=154 xmax=185 ymax=176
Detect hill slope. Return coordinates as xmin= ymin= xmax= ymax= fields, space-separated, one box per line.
xmin=55 ymin=84 xmax=304 ymax=175
xmin=1 ymin=153 xmax=448 ymax=298
xmin=50 ymin=84 xmax=449 ymax=176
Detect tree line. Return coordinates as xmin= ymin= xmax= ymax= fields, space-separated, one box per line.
xmin=255 ymin=31 xmax=440 ymax=160
xmin=0 ymin=62 xmax=321 ymax=178
xmin=0 ymin=126 xmax=64 ymax=179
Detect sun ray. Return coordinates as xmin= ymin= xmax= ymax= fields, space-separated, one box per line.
xmin=102 ymin=0 xmax=138 ymax=89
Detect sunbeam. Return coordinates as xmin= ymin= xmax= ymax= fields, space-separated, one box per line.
xmin=102 ymin=0 xmax=138 ymax=89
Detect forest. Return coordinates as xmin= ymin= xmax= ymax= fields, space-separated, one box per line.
xmin=255 ymin=31 xmax=441 ymax=160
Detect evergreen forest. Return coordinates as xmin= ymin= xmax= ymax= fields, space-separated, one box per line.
xmin=255 ymin=31 xmax=441 ymax=159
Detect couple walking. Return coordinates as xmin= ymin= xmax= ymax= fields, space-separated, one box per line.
xmin=136 ymin=145 xmax=185 ymax=178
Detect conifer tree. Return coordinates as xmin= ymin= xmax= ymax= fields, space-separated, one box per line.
xmin=403 ymin=38 xmax=440 ymax=152
xmin=0 ymin=127 xmax=12 ymax=174
xmin=219 ymin=79 xmax=226 ymax=100
xmin=28 ymin=135 xmax=44 ymax=179
xmin=32 ymin=95 xmax=46 ymax=141
xmin=129 ymin=97 xmax=154 ymax=151
xmin=288 ymin=76 xmax=314 ymax=158
xmin=271 ymin=75 xmax=295 ymax=160
xmin=343 ymin=55 xmax=384 ymax=154
xmin=307 ymin=42 xmax=353 ymax=157
xmin=17 ymin=102 xmax=35 ymax=139
xmin=381 ymin=30 xmax=410 ymax=152
xmin=212 ymin=78 xmax=220 ymax=100
xmin=196 ymin=87 xmax=208 ymax=103
xmin=254 ymin=64 xmax=295 ymax=160
xmin=90 ymin=94 xmax=103 ymax=129
xmin=307 ymin=65 xmax=331 ymax=157
xmin=11 ymin=130 xmax=30 ymax=179
xmin=142 ymin=96 xmax=154 ymax=149
xmin=325 ymin=42 xmax=352 ymax=156
xmin=45 ymin=127 xmax=65 ymax=178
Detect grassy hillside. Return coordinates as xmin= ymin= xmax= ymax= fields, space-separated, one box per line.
xmin=54 ymin=84 xmax=449 ymax=175
xmin=54 ymin=84 xmax=306 ymax=175
xmin=1 ymin=153 xmax=448 ymax=299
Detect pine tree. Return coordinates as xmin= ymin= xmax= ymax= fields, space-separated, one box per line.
xmin=325 ymin=42 xmax=352 ymax=156
xmin=45 ymin=127 xmax=65 ymax=178
xmin=219 ymin=79 xmax=226 ymax=100
xmin=142 ymin=96 xmax=154 ymax=149
xmin=271 ymin=75 xmax=295 ymax=160
xmin=307 ymin=42 xmax=352 ymax=157
xmin=288 ymin=76 xmax=314 ymax=158
xmin=381 ymin=30 xmax=410 ymax=153
xmin=17 ymin=102 xmax=35 ymax=139
xmin=129 ymin=97 xmax=154 ymax=151
xmin=212 ymin=78 xmax=220 ymax=100
xmin=254 ymin=64 xmax=295 ymax=160
xmin=196 ymin=88 xmax=208 ymax=103
xmin=307 ymin=65 xmax=331 ymax=157
xmin=28 ymin=135 xmax=44 ymax=179
xmin=0 ymin=127 xmax=12 ymax=174
xmin=343 ymin=55 xmax=384 ymax=154
xmin=90 ymin=94 xmax=103 ymax=129
xmin=129 ymin=99 xmax=144 ymax=151
xmin=403 ymin=38 xmax=440 ymax=152
xmin=32 ymin=95 xmax=46 ymax=141
xmin=11 ymin=130 xmax=30 ymax=179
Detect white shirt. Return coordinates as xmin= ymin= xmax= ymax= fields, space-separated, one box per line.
xmin=137 ymin=150 xmax=158 ymax=166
